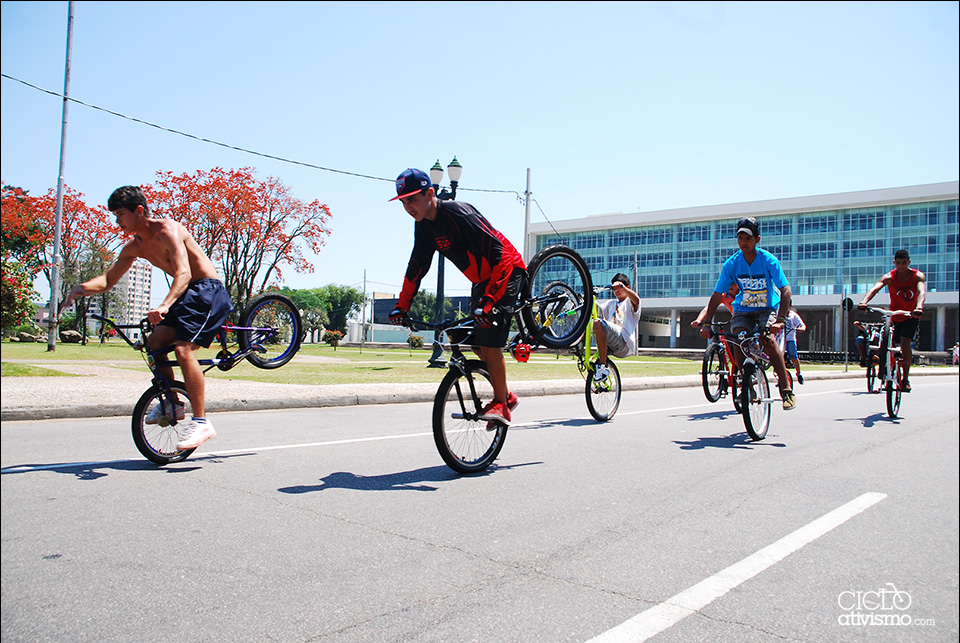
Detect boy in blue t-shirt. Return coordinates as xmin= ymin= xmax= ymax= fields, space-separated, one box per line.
xmin=697 ymin=217 xmax=797 ymax=410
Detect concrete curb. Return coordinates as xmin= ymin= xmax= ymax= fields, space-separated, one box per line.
xmin=3 ymin=368 xmax=956 ymax=422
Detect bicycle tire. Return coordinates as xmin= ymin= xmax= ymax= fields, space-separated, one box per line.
xmin=238 ymin=293 xmax=303 ymax=369
xmin=701 ymin=342 xmax=725 ymax=403
xmin=886 ymin=362 xmax=902 ymax=418
xmin=585 ymin=359 xmax=621 ymax=422
xmin=731 ymin=370 xmax=743 ymax=414
xmin=740 ymin=363 xmax=771 ymax=441
xmin=132 ymin=381 xmax=196 ymax=465
xmin=432 ymin=361 xmax=507 ymax=474
xmin=521 ymin=245 xmax=593 ymax=349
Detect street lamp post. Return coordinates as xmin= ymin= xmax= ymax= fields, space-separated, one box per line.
xmin=427 ymin=157 xmax=462 ymax=367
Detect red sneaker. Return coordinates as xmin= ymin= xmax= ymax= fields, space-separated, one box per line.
xmin=479 ymin=401 xmax=511 ymax=427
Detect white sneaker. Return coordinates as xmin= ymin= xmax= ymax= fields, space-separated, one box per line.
xmin=145 ymin=400 xmax=185 ymax=425
xmin=593 ymin=363 xmax=610 ymax=382
xmin=176 ymin=419 xmax=216 ymax=450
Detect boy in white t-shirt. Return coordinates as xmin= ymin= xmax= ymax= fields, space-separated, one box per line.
xmin=593 ymin=273 xmax=641 ymax=381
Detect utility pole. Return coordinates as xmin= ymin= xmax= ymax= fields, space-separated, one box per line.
xmin=48 ymin=0 xmax=74 ymax=351
xmin=523 ymin=169 xmax=532 ymax=263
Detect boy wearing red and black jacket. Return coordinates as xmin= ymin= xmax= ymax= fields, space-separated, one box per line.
xmin=389 ymin=168 xmax=526 ymax=425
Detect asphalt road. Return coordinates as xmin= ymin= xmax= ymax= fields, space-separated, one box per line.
xmin=2 ymin=375 xmax=958 ymax=642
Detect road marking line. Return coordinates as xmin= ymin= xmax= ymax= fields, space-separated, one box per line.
xmin=586 ymin=492 xmax=887 ymax=642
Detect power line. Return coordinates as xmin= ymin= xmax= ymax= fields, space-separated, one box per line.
xmin=2 ymin=73 xmax=522 ymax=197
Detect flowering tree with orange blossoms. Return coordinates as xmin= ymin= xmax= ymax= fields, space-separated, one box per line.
xmin=144 ymin=167 xmax=332 ymax=312
xmin=2 ymin=183 xmax=122 ymax=334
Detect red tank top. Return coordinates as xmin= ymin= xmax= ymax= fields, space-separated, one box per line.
xmin=887 ymin=269 xmax=919 ymax=321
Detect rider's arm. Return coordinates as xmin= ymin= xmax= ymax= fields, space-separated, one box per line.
xmin=859 ymin=275 xmax=889 ymax=307
xmin=63 ymin=245 xmax=136 ymax=309
xmin=913 ymin=271 xmax=927 ymax=316
xmin=153 ymin=226 xmax=193 ymax=319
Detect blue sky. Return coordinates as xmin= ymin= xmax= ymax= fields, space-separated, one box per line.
xmin=2 ymin=1 xmax=958 ymax=307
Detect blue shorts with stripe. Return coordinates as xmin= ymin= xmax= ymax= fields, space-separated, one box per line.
xmin=157 ymin=279 xmax=233 ymax=348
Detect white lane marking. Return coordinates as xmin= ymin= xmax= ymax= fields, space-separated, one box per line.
xmin=586 ymin=492 xmax=888 ymax=642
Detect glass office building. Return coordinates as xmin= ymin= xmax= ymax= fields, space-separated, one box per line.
xmin=526 ymin=182 xmax=959 ymax=352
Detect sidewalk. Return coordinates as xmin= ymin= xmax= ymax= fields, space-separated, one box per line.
xmin=2 ymin=361 xmax=955 ymax=422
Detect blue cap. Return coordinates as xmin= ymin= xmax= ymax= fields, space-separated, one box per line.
xmin=389 ymin=168 xmax=432 ymax=201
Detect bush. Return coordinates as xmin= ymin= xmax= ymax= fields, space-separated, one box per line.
xmin=323 ymin=329 xmax=344 ymax=348
xmin=407 ymin=333 xmax=424 ymax=349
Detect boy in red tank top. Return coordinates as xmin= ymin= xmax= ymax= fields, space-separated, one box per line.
xmin=859 ymin=249 xmax=926 ymax=391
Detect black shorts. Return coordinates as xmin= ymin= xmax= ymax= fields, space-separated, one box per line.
xmin=893 ymin=317 xmax=919 ymax=345
xmin=470 ymin=267 xmax=527 ymax=348
xmin=157 ymin=279 xmax=233 ymax=348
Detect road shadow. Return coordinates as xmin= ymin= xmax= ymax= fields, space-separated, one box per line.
xmin=835 ymin=412 xmax=903 ymax=428
xmin=278 ymin=461 xmax=542 ymax=494
xmin=673 ymin=432 xmax=787 ymax=450
xmin=0 ymin=452 xmax=252 ymax=480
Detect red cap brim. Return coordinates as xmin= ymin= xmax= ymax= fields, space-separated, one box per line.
xmin=388 ymin=188 xmax=422 ymax=202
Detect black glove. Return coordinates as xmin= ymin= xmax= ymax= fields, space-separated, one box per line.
xmin=472 ymin=297 xmax=496 ymax=328
xmin=389 ymin=307 xmax=409 ymax=326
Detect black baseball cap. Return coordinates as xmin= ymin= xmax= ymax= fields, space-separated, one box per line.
xmin=736 ymin=217 xmax=760 ymax=237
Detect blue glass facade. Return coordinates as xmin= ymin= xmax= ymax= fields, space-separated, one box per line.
xmin=535 ymin=199 xmax=959 ymax=300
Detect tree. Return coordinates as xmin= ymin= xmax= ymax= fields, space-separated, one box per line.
xmin=145 ymin=167 xmax=332 ymax=313
xmin=409 ymin=290 xmax=452 ymax=323
xmin=1 ymin=259 xmax=37 ymax=334
xmin=1 ymin=184 xmax=45 ymax=273
xmin=279 ymin=287 xmax=329 ymax=343
xmin=313 ymin=284 xmax=363 ymax=334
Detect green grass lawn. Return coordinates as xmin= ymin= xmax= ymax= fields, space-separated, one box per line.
xmin=0 ymin=339 xmax=861 ymax=386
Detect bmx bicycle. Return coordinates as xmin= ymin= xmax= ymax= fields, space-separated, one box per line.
xmin=405 ymin=244 xmax=594 ymax=473
xmin=91 ymin=292 xmax=303 ymax=464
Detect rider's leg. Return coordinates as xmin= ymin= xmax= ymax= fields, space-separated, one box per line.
xmin=147 ymin=326 xmax=178 ymax=386
xmin=475 ymin=345 xmax=508 ymax=404
xmin=593 ymin=319 xmax=609 ymax=365
xmin=900 ymin=336 xmax=912 ymax=389
xmin=764 ymin=334 xmax=792 ymax=392
xmin=174 ymin=340 xmax=206 ymax=418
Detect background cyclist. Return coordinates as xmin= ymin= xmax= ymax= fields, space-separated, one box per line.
xmin=592 ymin=273 xmax=640 ymax=381
xmin=698 ymin=216 xmax=796 ymax=410
xmin=858 ymin=249 xmax=926 ymax=392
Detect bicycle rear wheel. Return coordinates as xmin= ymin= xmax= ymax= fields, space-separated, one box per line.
xmin=886 ymin=362 xmax=903 ymax=418
xmin=585 ymin=359 xmax=621 ymax=422
xmin=432 ymin=361 xmax=507 ymax=474
xmin=701 ymin=343 xmax=725 ymax=403
xmin=740 ymin=363 xmax=771 ymax=441
xmin=132 ymin=382 xmax=196 ymax=465
xmin=238 ymin=293 xmax=303 ymax=369
xmin=521 ymin=245 xmax=593 ymax=349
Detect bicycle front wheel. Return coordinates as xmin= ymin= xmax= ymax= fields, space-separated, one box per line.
xmin=886 ymin=362 xmax=902 ymax=418
xmin=585 ymin=359 xmax=621 ymax=422
xmin=701 ymin=343 xmax=725 ymax=403
xmin=740 ymin=364 xmax=771 ymax=441
xmin=132 ymin=382 xmax=196 ymax=465
xmin=432 ymin=361 xmax=507 ymax=474
xmin=521 ymin=245 xmax=593 ymax=349
xmin=866 ymin=355 xmax=877 ymax=393
xmin=238 ymin=293 xmax=303 ymax=369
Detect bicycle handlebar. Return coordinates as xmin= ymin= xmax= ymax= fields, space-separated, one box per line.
xmin=858 ymin=305 xmax=918 ymax=318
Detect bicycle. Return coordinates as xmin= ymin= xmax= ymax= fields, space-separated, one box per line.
xmin=570 ymin=286 xmax=622 ymax=422
xmin=733 ymin=326 xmax=784 ymax=441
xmin=698 ymin=320 xmax=742 ymax=414
xmin=90 ymin=292 xmax=303 ymax=465
xmin=860 ymin=322 xmax=884 ymax=394
xmin=405 ymin=244 xmax=594 ymax=473
xmin=858 ymin=306 xmax=915 ymax=418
